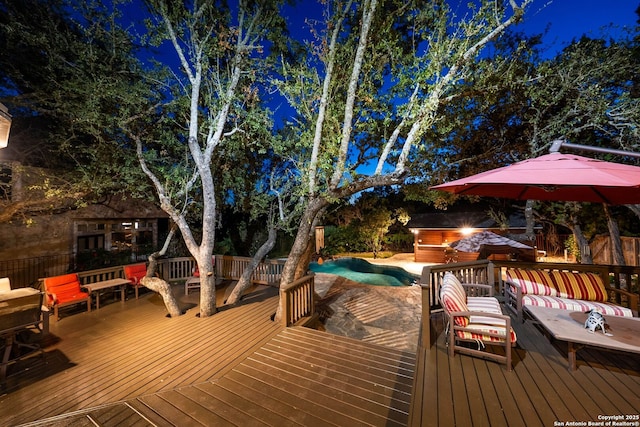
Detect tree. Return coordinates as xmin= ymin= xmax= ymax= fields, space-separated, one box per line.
xmin=0 ymin=0 xmax=155 ymax=222
xmin=1 ymin=0 xmax=289 ymax=317
xmin=272 ymin=0 xmax=531 ymax=319
xmin=119 ymin=0 xmax=290 ymax=317
xmin=417 ymin=25 xmax=640 ymax=264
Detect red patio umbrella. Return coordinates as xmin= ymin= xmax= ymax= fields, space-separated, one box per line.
xmin=430 ymin=152 xmax=640 ymax=205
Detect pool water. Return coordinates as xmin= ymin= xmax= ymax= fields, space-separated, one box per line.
xmin=309 ymin=257 xmax=418 ymax=287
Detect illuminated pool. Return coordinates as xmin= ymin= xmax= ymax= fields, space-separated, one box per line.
xmin=309 ymin=257 xmax=418 ymax=287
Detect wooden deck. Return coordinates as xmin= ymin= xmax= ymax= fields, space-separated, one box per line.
xmin=2 ymin=281 xmax=639 ymax=426
xmin=1 ymin=284 xmax=416 ymax=426
xmin=410 ymin=311 xmax=640 ymax=426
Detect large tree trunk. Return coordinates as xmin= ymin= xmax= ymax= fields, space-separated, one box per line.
xmin=194 ymin=253 xmax=216 ymax=317
xmin=571 ymin=222 xmax=593 ymax=264
xmin=295 ymin=237 xmax=316 ymax=279
xmin=140 ymin=229 xmax=182 ymax=317
xmin=226 ymin=226 xmax=277 ymax=306
xmin=274 ymin=200 xmax=326 ymax=323
xmin=140 ymin=276 xmax=182 ymax=317
xmin=604 ymin=204 xmax=625 ymax=265
xmin=280 ymin=199 xmax=326 ymax=285
xmin=524 ymin=199 xmax=536 ymax=242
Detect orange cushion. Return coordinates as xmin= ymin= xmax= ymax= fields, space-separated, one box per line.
xmin=43 ymin=273 xmax=86 ymax=304
xmin=124 ymin=264 xmax=147 ymax=284
xmin=44 ymin=273 xmax=80 ymax=289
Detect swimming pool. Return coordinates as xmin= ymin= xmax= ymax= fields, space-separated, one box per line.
xmin=309 ymin=257 xmax=418 ymax=287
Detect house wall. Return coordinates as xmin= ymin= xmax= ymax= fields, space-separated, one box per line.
xmin=0 ymin=161 xmax=168 ymax=262
xmin=0 ymin=203 xmax=167 ymax=262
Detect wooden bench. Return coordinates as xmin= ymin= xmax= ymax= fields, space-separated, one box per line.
xmin=42 ymin=273 xmax=90 ymax=320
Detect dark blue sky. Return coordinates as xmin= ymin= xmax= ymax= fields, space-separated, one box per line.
xmin=519 ymin=0 xmax=637 ymax=56
xmin=283 ymin=1 xmax=638 ymax=55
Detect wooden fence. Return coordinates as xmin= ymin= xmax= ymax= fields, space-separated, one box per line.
xmin=591 ymin=235 xmax=640 ymax=266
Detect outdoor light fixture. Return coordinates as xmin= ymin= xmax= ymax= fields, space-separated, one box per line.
xmin=0 ymin=103 xmax=11 ymax=149
xmin=460 ymin=227 xmax=475 ymax=235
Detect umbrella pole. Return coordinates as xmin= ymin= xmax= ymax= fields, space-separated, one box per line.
xmin=550 ymin=139 xmax=640 ymax=158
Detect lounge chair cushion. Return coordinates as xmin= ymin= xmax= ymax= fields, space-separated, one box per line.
xmin=468 ymin=297 xmax=506 ymax=326
xmin=455 ymin=323 xmax=517 ymax=343
xmin=442 ymin=272 xmax=466 ymax=300
xmin=440 ymin=274 xmax=469 ymax=327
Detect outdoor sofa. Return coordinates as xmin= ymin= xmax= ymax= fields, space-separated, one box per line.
xmin=503 ymin=267 xmax=638 ymax=322
xmin=439 ymin=272 xmax=516 ymax=370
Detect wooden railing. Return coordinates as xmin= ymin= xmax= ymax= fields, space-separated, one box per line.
xmin=35 ymin=256 xmax=312 ymax=328
xmin=157 ymin=257 xmax=195 ymax=283
xmin=214 ymin=255 xmax=286 ymax=285
xmin=76 ymin=265 xmax=126 ymax=285
xmin=155 ymin=255 xmax=287 ymax=286
xmin=280 ymin=274 xmax=316 ymax=327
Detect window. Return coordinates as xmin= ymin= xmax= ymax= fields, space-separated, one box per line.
xmin=77 ymin=234 xmax=105 ymax=252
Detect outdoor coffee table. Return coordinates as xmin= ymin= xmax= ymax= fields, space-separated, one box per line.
xmin=82 ymin=278 xmax=131 ymax=309
xmin=525 ymin=305 xmax=640 ymax=371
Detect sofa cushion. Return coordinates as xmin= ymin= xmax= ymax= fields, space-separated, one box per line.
xmin=506 ymin=268 xmax=557 ymax=296
xmin=549 ymin=271 xmax=607 ymax=302
xmin=522 ymin=295 xmax=633 ymax=317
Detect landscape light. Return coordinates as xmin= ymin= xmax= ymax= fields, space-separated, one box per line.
xmin=0 ymin=103 xmax=11 ymax=148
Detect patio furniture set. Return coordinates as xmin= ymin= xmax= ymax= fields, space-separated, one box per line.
xmin=433 ymin=262 xmax=639 ymax=371
xmin=41 ymin=263 xmax=148 ymax=320
xmin=1 ymin=263 xmax=148 ymax=384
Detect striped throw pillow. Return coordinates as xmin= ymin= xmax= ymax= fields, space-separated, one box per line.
xmin=549 ymin=271 xmax=607 ymax=302
xmin=506 ymin=268 xmax=557 ymax=296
